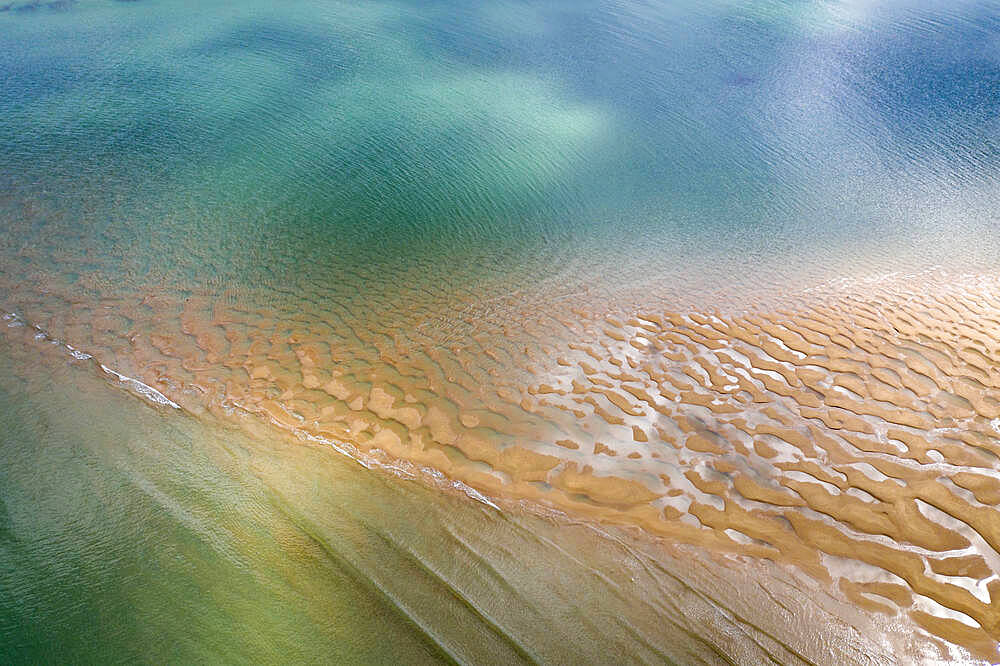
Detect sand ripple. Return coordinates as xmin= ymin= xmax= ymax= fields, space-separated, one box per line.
xmin=3 ymin=266 xmax=1000 ymax=660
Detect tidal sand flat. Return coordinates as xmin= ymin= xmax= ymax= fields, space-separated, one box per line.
xmin=0 ymin=314 xmax=936 ymax=664
xmin=2 ymin=0 xmax=1000 ymax=663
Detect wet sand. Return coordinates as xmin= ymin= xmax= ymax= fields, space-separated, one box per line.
xmin=3 ymin=261 xmax=999 ymax=661
xmin=6 ymin=308 xmax=959 ymax=665
xmin=2 ymin=279 xmax=985 ymax=664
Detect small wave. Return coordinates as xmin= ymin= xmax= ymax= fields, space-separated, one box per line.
xmin=100 ymin=364 xmax=180 ymax=409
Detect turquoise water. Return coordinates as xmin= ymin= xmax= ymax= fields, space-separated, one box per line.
xmin=2 ymin=0 xmax=998 ymax=304
xmin=2 ymin=0 xmax=1000 ymax=662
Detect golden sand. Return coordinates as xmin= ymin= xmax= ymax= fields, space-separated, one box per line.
xmin=3 ymin=267 xmax=1000 ymax=660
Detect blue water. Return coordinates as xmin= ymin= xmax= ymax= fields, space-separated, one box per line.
xmin=2 ymin=0 xmax=997 ymax=305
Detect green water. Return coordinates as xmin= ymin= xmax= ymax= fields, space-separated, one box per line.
xmin=0 ymin=343 xmax=452 ymax=663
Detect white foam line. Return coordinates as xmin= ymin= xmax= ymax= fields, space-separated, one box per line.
xmin=297 ymin=429 xmax=502 ymax=511
xmin=100 ymin=365 xmax=180 ymax=409
xmin=65 ymin=344 xmax=92 ymax=360
xmin=450 ymin=480 xmax=502 ymax=511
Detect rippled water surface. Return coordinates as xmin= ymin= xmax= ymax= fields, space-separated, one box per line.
xmin=2 ymin=0 xmax=1000 ymax=661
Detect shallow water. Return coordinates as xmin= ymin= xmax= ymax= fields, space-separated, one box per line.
xmin=2 ymin=0 xmax=1000 ymax=661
